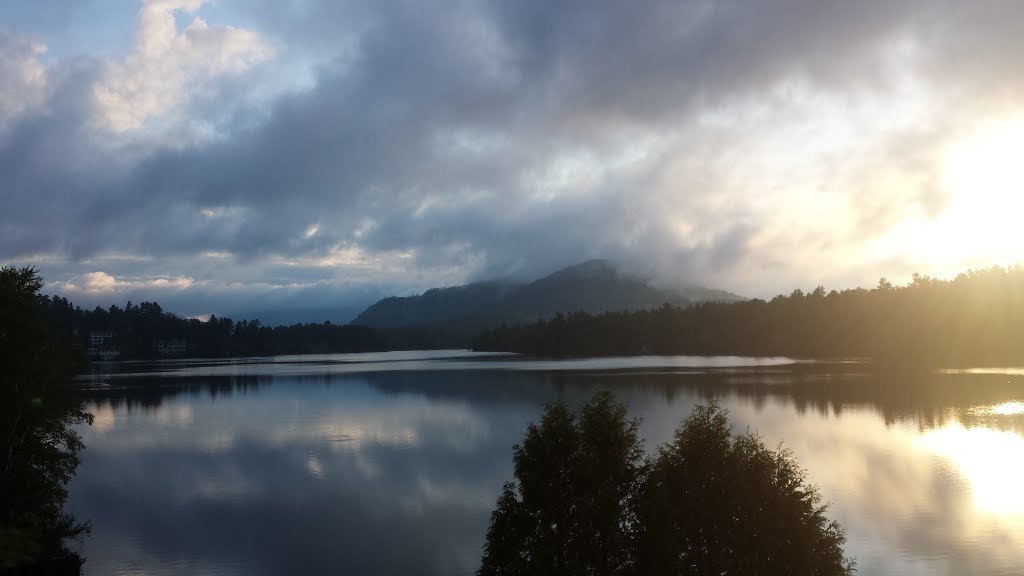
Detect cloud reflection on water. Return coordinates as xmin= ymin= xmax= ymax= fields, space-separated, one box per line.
xmin=67 ymin=355 xmax=1024 ymax=576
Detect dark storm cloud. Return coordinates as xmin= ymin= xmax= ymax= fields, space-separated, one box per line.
xmin=3 ymin=0 xmax=1024 ymax=314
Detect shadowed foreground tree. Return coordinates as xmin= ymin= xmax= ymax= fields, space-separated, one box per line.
xmin=479 ymin=393 xmax=854 ymax=576
xmin=479 ymin=392 xmax=645 ymax=574
xmin=1 ymin=267 xmax=91 ymax=572
xmin=635 ymin=404 xmax=853 ymax=575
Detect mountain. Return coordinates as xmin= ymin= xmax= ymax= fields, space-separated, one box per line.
xmin=349 ymin=281 xmax=520 ymax=329
xmin=492 ymin=260 xmax=682 ymax=322
xmin=350 ymin=260 xmax=744 ymax=330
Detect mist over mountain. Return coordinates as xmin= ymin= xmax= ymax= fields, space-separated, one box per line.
xmin=351 ymin=260 xmax=743 ymax=330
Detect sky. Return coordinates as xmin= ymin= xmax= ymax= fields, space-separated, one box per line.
xmin=2 ymin=0 xmax=1024 ymax=321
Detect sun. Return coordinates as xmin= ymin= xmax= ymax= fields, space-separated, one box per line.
xmin=943 ymin=116 xmax=1024 ymax=226
xmin=939 ymin=116 xmax=1024 ymax=260
xmin=936 ymin=116 xmax=1024 ymax=260
xmin=876 ymin=115 xmax=1024 ymax=270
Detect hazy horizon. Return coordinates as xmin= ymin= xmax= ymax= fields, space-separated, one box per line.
xmin=38 ymin=258 xmax=1016 ymax=326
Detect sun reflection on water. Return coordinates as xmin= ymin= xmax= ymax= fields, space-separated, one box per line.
xmin=990 ymin=401 xmax=1024 ymax=416
xmin=917 ymin=423 xmax=1024 ymax=517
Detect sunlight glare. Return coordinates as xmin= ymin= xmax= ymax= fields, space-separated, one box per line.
xmin=936 ymin=116 xmax=1024 ymax=256
xmin=878 ymin=115 xmax=1024 ymax=268
xmin=944 ymin=117 xmax=1024 ymax=212
xmin=917 ymin=424 xmax=1024 ymax=517
xmin=991 ymin=402 xmax=1024 ymax=416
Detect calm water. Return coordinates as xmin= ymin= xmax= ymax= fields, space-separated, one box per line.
xmin=67 ymin=351 xmax=1024 ymax=575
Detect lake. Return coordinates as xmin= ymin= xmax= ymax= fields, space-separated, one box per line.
xmin=67 ymin=351 xmax=1024 ymax=575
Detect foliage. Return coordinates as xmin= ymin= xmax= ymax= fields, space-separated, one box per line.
xmin=479 ymin=393 xmax=854 ymax=576
xmin=0 ymin=267 xmax=92 ymax=568
xmin=635 ymin=404 xmax=853 ymax=575
xmin=475 ymin=264 xmax=1024 ymax=366
xmin=479 ymin=392 xmax=645 ymax=575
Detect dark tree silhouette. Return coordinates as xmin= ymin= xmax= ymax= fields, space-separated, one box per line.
xmin=1 ymin=267 xmax=91 ymax=571
xmin=479 ymin=391 xmax=645 ymax=575
xmin=35 ymin=296 xmax=388 ymax=360
xmin=635 ymin=404 xmax=853 ymax=575
xmin=479 ymin=393 xmax=854 ymax=576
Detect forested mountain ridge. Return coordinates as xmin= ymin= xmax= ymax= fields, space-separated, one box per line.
xmin=351 ymin=281 xmax=520 ymax=329
xmin=351 ymin=259 xmax=744 ymax=330
xmin=474 ymin=265 xmax=1024 ymax=366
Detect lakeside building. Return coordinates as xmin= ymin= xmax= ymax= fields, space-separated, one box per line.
xmin=155 ymin=339 xmax=188 ymax=357
xmin=87 ymin=330 xmax=120 ymax=360
xmin=88 ymin=330 xmax=114 ymax=349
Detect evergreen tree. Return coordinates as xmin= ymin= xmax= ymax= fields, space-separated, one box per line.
xmin=0 ymin=267 xmax=92 ymax=569
xmin=480 ymin=393 xmax=855 ymax=576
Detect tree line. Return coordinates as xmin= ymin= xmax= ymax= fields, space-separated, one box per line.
xmin=474 ymin=265 xmax=1024 ymax=366
xmin=37 ymin=297 xmax=386 ymax=359
xmin=33 ymin=263 xmax=1024 ymax=363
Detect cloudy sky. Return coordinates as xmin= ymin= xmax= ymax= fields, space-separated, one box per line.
xmin=2 ymin=0 xmax=1023 ymax=321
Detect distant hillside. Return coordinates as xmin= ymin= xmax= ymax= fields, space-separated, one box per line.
xmin=350 ymin=281 xmax=519 ymax=329
xmin=473 ymin=265 xmax=1024 ymax=365
xmin=350 ymin=260 xmax=744 ymax=330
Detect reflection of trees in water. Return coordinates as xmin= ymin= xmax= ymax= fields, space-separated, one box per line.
xmin=81 ymin=363 xmax=1024 ymax=434
xmin=85 ymin=376 xmax=269 ymax=411
xmin=685 ymin=368 xmax=1024 ymax=434
xmin=547 ymin=364 xmax=1024 ymax=434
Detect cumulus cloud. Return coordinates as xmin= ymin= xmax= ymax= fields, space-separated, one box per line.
xmin=3 ymin=0 xmax=1024 ymax=317
xmin=58 ymin=271 xmax=196 ymax=295
xmin=92 ymin=0 xmax=272 ymax=133
xmin=80 ymin=271 xmax=119 ymax=293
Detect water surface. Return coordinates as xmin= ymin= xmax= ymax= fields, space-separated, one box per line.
xmin=68 ymin=351 xmax=1024 ymax=575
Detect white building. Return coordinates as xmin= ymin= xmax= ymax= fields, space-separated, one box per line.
xmin=89 ymin=330 xmax=114 ymax=348
xmin=88 ymin=330 xmax=120 ymax=360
